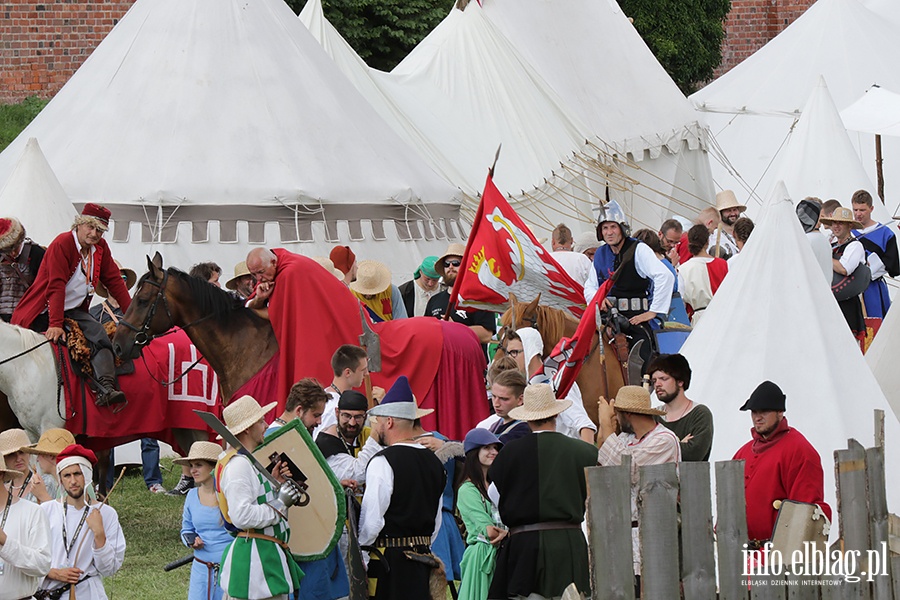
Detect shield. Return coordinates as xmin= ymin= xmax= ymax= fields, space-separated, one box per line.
xmin=832 ymin=262 xmax=871 ymax=301
xmin=253 ymin=420 xmax=345 ymax=561
xmin=769 ymin=500 xmax=829 ymax=563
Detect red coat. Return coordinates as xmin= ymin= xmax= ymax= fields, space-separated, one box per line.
xmin=11 ymin=231 xmax=131 ymax=329
xmin=732 ymin=418 xmax=832 ymax=541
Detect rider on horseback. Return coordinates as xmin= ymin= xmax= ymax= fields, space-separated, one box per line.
xmin=11 ymin=204 xmax=131 ymax=406
xmin=586 ymin=201 xmax=675 ymax=372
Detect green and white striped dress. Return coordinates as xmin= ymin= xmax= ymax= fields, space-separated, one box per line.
xmin=217 ymin=453 xmax=303 ymax=599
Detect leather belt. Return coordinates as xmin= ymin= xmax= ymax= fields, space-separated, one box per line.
xmin=237 ymin=531 xmax=290 ymax=549
xmin=373 ymin=535 xmax=432 ymax=548
xmin=508 ymin=521 xmax=581 ymax=535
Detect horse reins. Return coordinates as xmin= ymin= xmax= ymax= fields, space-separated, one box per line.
xmin=0 ymin=337 xmax=50 ymax=366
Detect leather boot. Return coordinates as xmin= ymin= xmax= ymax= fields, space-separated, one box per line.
xmin=93 ymin=349 xmax=126 ymax=406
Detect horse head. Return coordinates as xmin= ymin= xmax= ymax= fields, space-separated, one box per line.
xmin=112 ymin=252 xmax=177 ymax=359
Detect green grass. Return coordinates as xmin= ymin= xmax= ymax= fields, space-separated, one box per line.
xmin=0 ymin=96 xmax=49 ymax=153
xmin=103 ymin=458 xmax=192 ymax=599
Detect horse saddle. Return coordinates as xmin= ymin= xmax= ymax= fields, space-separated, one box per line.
xmin=62 ymin=319 xmax=133 ymax=380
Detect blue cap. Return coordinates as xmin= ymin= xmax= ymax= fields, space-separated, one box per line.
xmin=463 ymin=428 xmax=503 ymax=454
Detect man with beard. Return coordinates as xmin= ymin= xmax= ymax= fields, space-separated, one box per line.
xmin=36 ymin=444 xmax=126 ymax=600
xmin=597 ymin=386 xmax=680 ymax=585
xmin=225 ymin=261 xmax=256 ymax=300
xmin=732 ymin=381 xmax=831 ymax=546
xmin=425 ymin=243 xmax=496 ymax=357
xmin=707 ymin=190 xmax=745 ymax=260
xmin=315 ymin=390 xmax=383 ymax=484
xmin=647 ymin=354 xmax=713 ymax=461
xmin=267 ymin=378 xmax=328 ymax=437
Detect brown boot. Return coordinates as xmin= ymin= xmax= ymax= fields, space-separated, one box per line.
xmin=92 ymin=349 xmax=126 ymax=406
xmin=96 ymin=377 xmax=127 ymax=406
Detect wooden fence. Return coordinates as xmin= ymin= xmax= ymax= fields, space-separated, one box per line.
xmin=585 ymin=411 xmax=900 ymax=599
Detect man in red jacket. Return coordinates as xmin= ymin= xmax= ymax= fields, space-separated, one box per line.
xmin=12 ymin=204 xmax=131 ymax=406
xmin=732 ymin=381 xmax=831 ymax=546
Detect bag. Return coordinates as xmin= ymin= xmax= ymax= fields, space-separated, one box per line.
xmin=831 ymin=262 xmax=871 ymax=301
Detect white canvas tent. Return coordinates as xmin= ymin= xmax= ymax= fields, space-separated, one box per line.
xmin=841 ymin=85 xmax=900 ymax=138
xmin=691 ymin=0 xmax=900 ymax=218
xmin=680 ymin=182 xmax=900 ymax=521
xmin=772 ymin=77 xmax=889 ymax=222
xmin=479 ymin=0 xmax=715 ymax=228
xmin=864 ymin=0 xmax=900 ymax=24
xmin=0 ymin=0 xmax=467 ymax=279
xmin=865 ymin=297 xmax=900 ymax=419
xmin=0 ymin=138 xmax=77 ymax=246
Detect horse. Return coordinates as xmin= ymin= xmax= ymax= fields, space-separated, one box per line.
xmin=499 ymin=293 xmax=627 ymax=425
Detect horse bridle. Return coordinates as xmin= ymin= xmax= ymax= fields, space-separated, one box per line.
xmin=117 ymin=269 xmax=175 ymax=348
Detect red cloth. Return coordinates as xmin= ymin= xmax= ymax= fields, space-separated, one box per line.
xmin=62 ymin=329 xmax=220 ymax=453
xmin=12 ymin=231 xmax=131 ymax=329
xmin=707 ymin=257 xmax=728 ymax=294
xmin=419 ymin=321 xmax=489 ymax=440
xmin=229 ymin=350 xmax=281 ymax=405
xmin=732 ymin=418 xmax=832 ymax=541
xmin=268 ymin=250 xmax=443 ymax=412
xmin=676 ymin=232 xmax=692 ymax=266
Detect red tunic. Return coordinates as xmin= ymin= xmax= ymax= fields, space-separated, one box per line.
xmin=732 ymin=418 xmax=832 ymax=542
xmin=11 ymin=231 xmax=131 ymax=329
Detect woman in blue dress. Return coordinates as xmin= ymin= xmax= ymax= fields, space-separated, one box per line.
xmin=177 ymin=441 xmax=232 ymax=600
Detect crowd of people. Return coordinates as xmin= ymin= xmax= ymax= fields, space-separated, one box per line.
xmin=0 ymin=183 xmax=892 ymax=599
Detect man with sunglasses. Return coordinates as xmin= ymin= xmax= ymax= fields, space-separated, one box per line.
xmin=425 ymin=244 xmax=496 ymax=358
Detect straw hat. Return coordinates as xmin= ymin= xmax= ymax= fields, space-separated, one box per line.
xmin=508 ymin=383 xmax=572 ymax=422
xmin=436 ymin=243 xmax=466 ymax=279
xmin=222 ymin=395 xmax=277 ymax=436
xmin=0 ymin=428 xmax=32 ymax=457
xmin=350 ymin=260 xmax=392 ymax=296
xmin=820 ymin=207 xmax=863 ymax=229
xmin=715 ymin=190 xmax=747 ymax=213
xmin=96 ymin=259 xmax=137 ymax=297
xmin=173 ymin=441 xmax=224 ymax=465
xmin=225 ymin=261 xmax=252 ymax=290
xmin=23 ymin=428 xmax=76 ymax=457
xmin=613 ymin=386 xmax=666 ymax=416
xmin=0 ymin=466 xmax=23 ymax=480
xmin=311 ymin=256 xmax=344 ymax=279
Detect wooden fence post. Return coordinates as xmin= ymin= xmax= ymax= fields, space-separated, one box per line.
xmin=866 ymin=444 xmax=893 ymax=600
xmin=679 ymin=461 xmax=717 ymax=600
xmin=586 ymin=458 xmax=636 ymax=600
xmin=835 ymin=439 xmax=871 ymax=600
xmin=716 ymin=460 xmax=749 ymax=600
xmin=639 ymin=463 xmax=680 ymax=599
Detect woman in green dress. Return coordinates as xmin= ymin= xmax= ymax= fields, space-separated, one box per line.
xmin=457 ymin=429 xmax=507 ymax=600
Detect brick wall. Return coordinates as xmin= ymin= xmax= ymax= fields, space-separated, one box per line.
xmin=715 ymin=0 xmax=817 ymax=77
xmin=0 ymin=0 xmax=135 ymax=104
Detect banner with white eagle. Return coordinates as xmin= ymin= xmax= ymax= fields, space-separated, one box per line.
xmin=447 ymin=175 xmax=586 ymax=317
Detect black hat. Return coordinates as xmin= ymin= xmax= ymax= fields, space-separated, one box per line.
xmin=740 ymin=381 xmax=786 ymax=412
xmin=338 ymin=390 xmax=368 ymax=411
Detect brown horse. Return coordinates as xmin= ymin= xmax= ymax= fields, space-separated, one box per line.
xmin=499 ymin=293 xmax=626 ymax=425
xmin=113 ymin=253 xmax=278 ymax=403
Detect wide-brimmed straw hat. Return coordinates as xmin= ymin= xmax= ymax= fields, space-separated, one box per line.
xmin=715 ymin=190 xmax=747 ymax=213
xmin=614 ymin=386 xmax=666 ymax=416
xmin=221 ymin=395 xmax=277 ymax=436
xmin=0 ymin=466 xmax=23 ymax=480
xmin=96 ymin=259 xmax=137 ymax=297
xmin=820 ymin=207 xmax=863 ymax=229
xmin=23 ymin=428 xmax=76 ymax=457
xmin=0 ymin=429 xmax=32 ymax=457
xmin=350 ymin=260 xmax=392 ymax=296
xmin=436 ymin=243 xmax=467 ymax=279
xmin=173 ymin=441 xmax=223 ymax=465
xmin=312 ymin=256 xmax=344 ymax=279
xmin=225 ymin=261 xmax=252 ymax=290
xmin=508 ymin=383 xmax=572 ymax=422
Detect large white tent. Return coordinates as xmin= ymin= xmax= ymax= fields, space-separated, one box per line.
xmin=479 ymin=0 xmax=715 ymax=228
xmin=0 ymin=0 xmax=467 ymax=278
xmin=864 ymin=0 xmax=900 ymax=24
xmin=680 ymin=182 xmax=900 ymax=520
xmin=691 ymin=0 xmax=900 ymax=218
xmin=865 ymin=296 xmax=900 ymax=419
xmin=841 ymin=85 xmax=900 ymax=139
xmin=0 ymin=138 xmax=77 ymax=246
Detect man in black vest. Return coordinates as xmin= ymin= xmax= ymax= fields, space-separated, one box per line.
xmin=590 ymin=201 xmax=675 ymax=370
xmin=358 ymin=376 xmax=445 ymax=600
xmin=315 ymin=390 xmax=383 ymax=485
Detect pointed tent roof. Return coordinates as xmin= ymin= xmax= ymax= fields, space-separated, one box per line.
xmin=0 ymin=0 xmax=465 ymax=275
xmin=773 ymin=77 xmax=890 ymax=222
xmin=841 ymin=85 xmax=900 ymax=138
xmin=0 ymin=138 xmax=77 ymax=246
xmin=679 ymin=181 xmax=900 ymax=516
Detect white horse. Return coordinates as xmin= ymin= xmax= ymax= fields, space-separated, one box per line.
xmin=0 ymin=320 xmax=64 ymax=440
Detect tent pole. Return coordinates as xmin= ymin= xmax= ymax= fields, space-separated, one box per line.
xmin=875 ymin=134 xmax=884 ymax=203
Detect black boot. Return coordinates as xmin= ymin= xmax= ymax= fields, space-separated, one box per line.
xmin=93 ymin=349 xmax=127 ymax=406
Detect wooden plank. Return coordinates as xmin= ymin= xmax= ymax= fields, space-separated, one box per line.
xmin=874 ymin=410 xmax=885 ymax=449
xmin=586 ymin=459 xmax=635 ymax=600
xmin=639 ymin=463 xmax=680 ymax=600
xmin=679 ymin=461 xmax=717 ymax=600
xmin=835 ymin=441 xmax=871 ymax=557
xmin=749 ymin=574 xmax=786 ymax=599
xmin=819 ymin=576 xmax=844 ymax=600
xmin=891 ymin=556 xmax=900 ymax=600
xmin=866 ymin=446 xmax=893 ymax=600
xmin=717 ymin=460 xmax=750 ymax=600
xmin=785 ymin=574 xmax=820 ymax=600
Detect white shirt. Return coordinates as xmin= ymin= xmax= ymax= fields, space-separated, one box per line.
xmin=219 ymin=456 xmax=284 ymax=531
xmin=358 ymin=443 xmax=442 ymax=548
xmin=40 ymin=501 xmax=125 ymax=599
xmin=313 ymin=387 xmax=341 ymax=440
xmin=551 ymin=251 xmax=599 ymax=303
xmin=707 ymin=229 xmax=739 ymax=259
xmin=64 ymin=230 xmax=96 ymax=311
xmin=556 ymin=384 xmax=597 ymax=438
xmin=0 ymin=497 xmax=52 ymax=599
xmin=836 ymin=239 xmax=865 ymax=275
xmin=324 ymin=435 xmax=384 ymax=484
xmin=412 ymin=282 xmax=437 ymax=317
xmin=632 ymin=243 xmax=675 ymax=315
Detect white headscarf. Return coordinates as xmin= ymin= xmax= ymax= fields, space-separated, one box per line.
xmin=56 ymin=456 xmax=96 ymax=502
xmin=516 ymin=327 xmax=545 ymax=380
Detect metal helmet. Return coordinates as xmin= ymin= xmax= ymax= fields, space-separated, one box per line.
xmin=595 ymin=200 xmax=630 ymax=238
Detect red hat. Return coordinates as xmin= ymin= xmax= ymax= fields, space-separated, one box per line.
xmin=56 ymin=443 xmax=98 ymax=467
xmin=0 ymin=217 xmax=24 ymax=251
xmin=81 ymin=203 xmax=112 ymax=225
xmin=329 ymin=245 xmax=356 ymax=275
